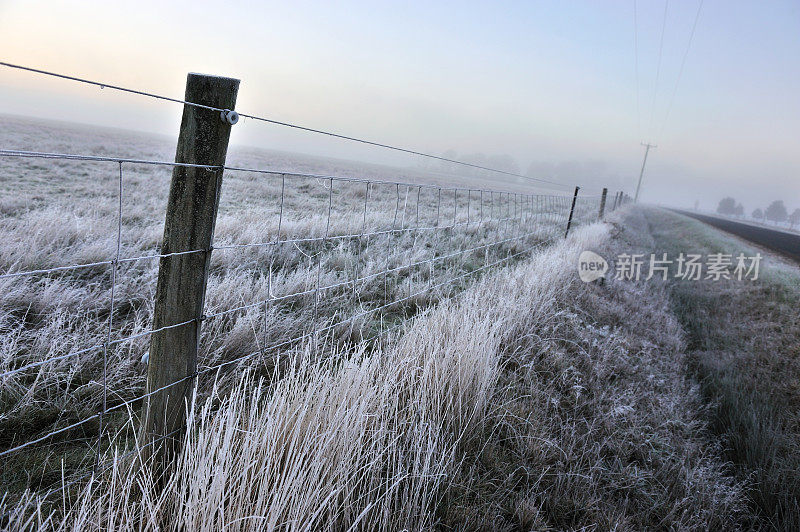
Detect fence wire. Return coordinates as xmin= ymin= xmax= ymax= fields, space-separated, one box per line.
xmin=0 ymin=62 xmax=585 ymax=190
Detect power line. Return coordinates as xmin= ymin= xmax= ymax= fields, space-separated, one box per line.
xmin=633 ymin=0 xmax=641 ymax=140
xmin=0 ymin=61 xmax=572 ymax=189
xmin=647 ymin=0 xmax=670 ymax=142
xmin=658 ymin=0 xmax=703 ymax=141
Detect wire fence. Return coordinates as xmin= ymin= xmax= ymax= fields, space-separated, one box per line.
xmin=0 ymin=64 xmax=620 ymax=507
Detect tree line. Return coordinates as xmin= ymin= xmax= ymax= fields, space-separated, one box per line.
xmin=717 ymin=197 xmax=800 ymax=228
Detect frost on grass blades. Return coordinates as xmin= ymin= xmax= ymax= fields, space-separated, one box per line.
xmin=0 ymin=116 xmax=604 ymax=524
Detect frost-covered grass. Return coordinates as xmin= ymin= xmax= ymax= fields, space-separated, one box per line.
xmin=645 ymin=208 xmax=800 ymax=528
xmin=442 ymin=208 xmax=754 ymax=530
xmin=4 ymin=116 xmax=775 ymax=530
xmin=0 ymin=115 xmax=602 ymax=502
xmin=3 ymin=210 xmax=756 ymax=530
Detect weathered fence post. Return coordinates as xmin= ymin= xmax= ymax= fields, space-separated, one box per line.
xmin=142 ymin=73 xmax=239 ymax=468
xmin=564 ymin=186 xmax=579 ymax=238
xmin=599 ymin=188 xmax=607 ymax=220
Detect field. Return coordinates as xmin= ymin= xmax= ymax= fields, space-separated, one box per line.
xmin=4 ymin=115 xmax=799 ymax=530
xmin=0 ymin=115 xmax=600 ymax=510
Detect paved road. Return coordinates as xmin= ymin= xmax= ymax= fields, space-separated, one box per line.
xmin=671 ymin=210 xmax=800 ymax=263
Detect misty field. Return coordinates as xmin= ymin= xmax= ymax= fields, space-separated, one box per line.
xmin=8 ymin=116 xmax=794 ymax=530
xmin=0 ymin=115 xmax=602 ymax=512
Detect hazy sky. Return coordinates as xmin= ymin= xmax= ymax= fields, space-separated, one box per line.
xmin=1 ymin=0 xmax=798 ymax=208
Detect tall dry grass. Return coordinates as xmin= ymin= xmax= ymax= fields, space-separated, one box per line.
xmin=4 ymin=222 xmax=603 ymax=530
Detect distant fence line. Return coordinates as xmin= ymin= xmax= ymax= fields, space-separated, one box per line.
xmin=0 ymin=69 xmax=631 ymax=506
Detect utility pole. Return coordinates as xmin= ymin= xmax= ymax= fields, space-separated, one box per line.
xmin=634 ymin=142 xmax=656 ymax=202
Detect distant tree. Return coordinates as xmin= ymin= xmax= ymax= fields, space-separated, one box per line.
xmin=716 ymin=197 xmax=737 ymax=216
xmin=486 ymin=154 xmax=520 ymax=176
xmin=526 ymin=161 xmax=555 ymax=179
xmin=440 ymin=150 xmax=459 ymax=173
xmin=752 ymin=208 xmax=764 ymax=221
xmin=765 ymin=200 xmax=788 ymax=225
xmin=460 ymin=153 xmax=487 ymax=177
xmin=789 ymin=209 xmax=800 ymax=229
xmin=734 ymin=203 xmax=744 ymax=217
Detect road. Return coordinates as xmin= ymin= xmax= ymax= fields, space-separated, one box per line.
xmin=670 ymin=209 xmax=800 ymax=263
xmin=671 ymin=210 xmax=800 ymax=263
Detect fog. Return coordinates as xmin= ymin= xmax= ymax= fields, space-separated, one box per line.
xmin=0 ymin=0 xmax=797 ymax=209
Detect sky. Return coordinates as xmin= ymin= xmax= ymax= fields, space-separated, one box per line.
xmin=0 ymin=0 xmax=798 ymax=209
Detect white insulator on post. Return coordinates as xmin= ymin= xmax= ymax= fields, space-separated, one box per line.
xmin=220 ymin=109 xmax=239 ymax=125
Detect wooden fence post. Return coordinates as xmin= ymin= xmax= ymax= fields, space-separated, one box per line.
xmin=141 ymin=73 xmax=239 ymax=467
xmin=599 ymin=188 xmax=608 ymax=220
xmin=564 ymin=186 xmax=579 ymax=238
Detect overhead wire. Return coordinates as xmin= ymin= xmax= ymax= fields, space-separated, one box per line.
xmin=657 ymin=0 xmax=704 ymax=141
xmin=633 ymin=0 xmax=641 ymax=140
xmin=646 ymin=0 xmax=670 ymax=142
xmin=0 ymin=61 xmax=574 ymax=189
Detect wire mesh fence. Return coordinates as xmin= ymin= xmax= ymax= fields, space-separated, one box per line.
xmin=0 ymin=149 xmax=604 ymax=503
xmin=0 ymin=64 xmax=622 ymax=509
